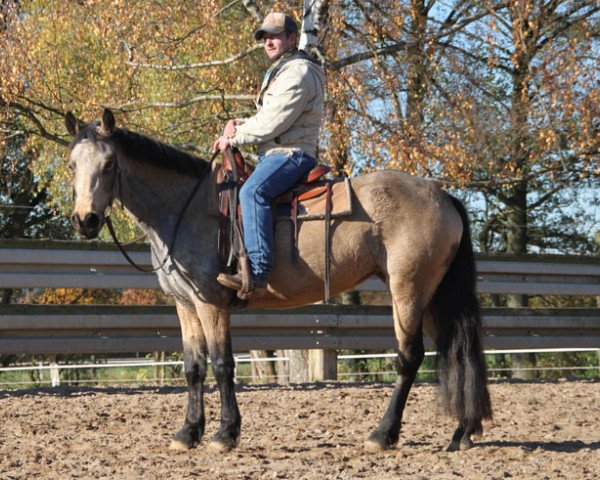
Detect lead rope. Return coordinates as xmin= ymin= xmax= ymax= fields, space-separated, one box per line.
xmin=106 ymin=150 xmax=220 ymax=273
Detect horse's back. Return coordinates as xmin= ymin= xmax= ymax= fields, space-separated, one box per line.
xmin=250 ymin=170 xmax=463 ymax=308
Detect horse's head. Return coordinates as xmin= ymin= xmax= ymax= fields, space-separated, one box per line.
xmin=65 ymin=109 xmax=118 ymax=239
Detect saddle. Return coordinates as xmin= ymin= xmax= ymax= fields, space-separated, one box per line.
xmin=216 ymin=148 xmax=338 ymax=301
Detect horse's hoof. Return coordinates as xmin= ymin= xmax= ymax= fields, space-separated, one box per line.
xmin=460 ymin=438 xmax=473 ymax=450
xmin=208 ymin=428 xmax=239 ymax=453
xmin=446 ymin=440 xmax=460 ymax=452
xmin=364 ymin=435 xmax=396 ymax=452
xmin=364 ymin=438 xmax=387 ymax=452
xmin=207 ymin=440 xmax=235 ymax=453
xmin=170 ymin=439 xmax=193 ymax=451
xmin=446 ymin=438 xmax=473 ymax=452
xmin=364 ymin=429 xmax=397 ymax=452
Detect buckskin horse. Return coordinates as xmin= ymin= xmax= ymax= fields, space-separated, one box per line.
xmin=65 ymin=109 xmax=491 ymax=453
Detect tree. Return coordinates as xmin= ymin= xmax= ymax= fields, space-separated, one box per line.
xmin=1 ymin=1 xmax=597 ymax=384
xmin=1 ymin=119 xmax=72 ymax=305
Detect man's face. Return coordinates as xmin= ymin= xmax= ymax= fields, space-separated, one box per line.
xmin=263 ymin=31 xmax=296 ymax=62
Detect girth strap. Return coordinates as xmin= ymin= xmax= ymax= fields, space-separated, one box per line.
xmin=324 ymin=180 xmax=333 ymax=303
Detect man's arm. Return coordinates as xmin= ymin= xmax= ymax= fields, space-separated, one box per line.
xmin=230 ymin=63 xmax=315 ymax=147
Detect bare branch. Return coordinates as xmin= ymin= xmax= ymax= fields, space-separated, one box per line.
xmin=241 ymin=0 xmax=263 ymax=22
xmin=111 ymin=93 xmax=255 ymax=112
xmin=127 ymin=45 xmax=263 ymax=70
xmin=330 ymin=2 xmax=508 ymax=70
xmin=529 ymin=186 xmax=563 ymax=210
xmin=538 ymin=3 xmax=600 ymax=50
xmin=11 ymin=103 xmax=69 ymax=146
xmin=437 ymin=40 xmax=515 ymax=74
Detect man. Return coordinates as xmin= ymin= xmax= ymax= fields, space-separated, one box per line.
xmin=214 ymin=12 xmax=326 ymax=296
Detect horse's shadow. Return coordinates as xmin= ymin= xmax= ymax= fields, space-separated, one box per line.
xmin=0 ymin=381 xmax=395 ymax=399
xmin=477 ymin=440 xmax=600 ymax=453
xmin=0 ymin=385 xmax=187 ymax=399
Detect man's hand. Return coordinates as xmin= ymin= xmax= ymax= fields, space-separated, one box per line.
xmin=213 ymin=135 xmax=231 ymax=152
xmin=223 ymin=119 xmax=241 ymax=138
xmin=213 ymin=119 xmax=243 ymax=152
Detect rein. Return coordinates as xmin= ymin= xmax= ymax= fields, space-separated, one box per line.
xmin=105 ymin=149 xmax=220 ymax=273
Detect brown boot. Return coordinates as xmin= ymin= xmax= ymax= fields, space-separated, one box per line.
xmin=216 ymin=272 xmax=244 ymax=291
xmin=217 ymin=272 xmax=257 ymax=300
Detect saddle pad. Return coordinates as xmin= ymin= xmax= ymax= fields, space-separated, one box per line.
xmin=277 ymin=178 xmax=353 ymax=221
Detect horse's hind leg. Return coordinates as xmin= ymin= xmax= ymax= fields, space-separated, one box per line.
xmin=365 ymin=294 xmax=425 ymax=451
xmin=171 ymin=302 xmax=208 ymax=450
xmin=447 ymin=419 xmax=483 ymax=451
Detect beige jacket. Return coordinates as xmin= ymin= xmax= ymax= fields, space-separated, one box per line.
xmin=230 ymin=53 xmax=326 ymax=158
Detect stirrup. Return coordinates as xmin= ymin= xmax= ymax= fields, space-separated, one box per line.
xmin=236 ymin=254 xmax=255 ymax=300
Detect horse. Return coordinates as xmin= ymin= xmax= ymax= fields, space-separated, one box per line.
xmin=65 ymin=108 xmax=492 ymax=453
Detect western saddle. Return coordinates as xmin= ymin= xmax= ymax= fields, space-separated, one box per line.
xmin=216 ymin=148 xmax=334 ymax=301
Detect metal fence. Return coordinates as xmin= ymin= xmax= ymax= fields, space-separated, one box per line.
xmin=0 ymin=239 xmax=599 ymax=357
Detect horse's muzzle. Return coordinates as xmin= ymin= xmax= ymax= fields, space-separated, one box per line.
xmin=70 ymin=212 xmax=102 ymax=238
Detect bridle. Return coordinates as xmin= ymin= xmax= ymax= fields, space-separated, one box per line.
xmin=103 ymin=149 xmax=220 ymax=273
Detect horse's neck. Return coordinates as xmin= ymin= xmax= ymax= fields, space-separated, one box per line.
xmin=117 ymin=154 xmax=205 ymax=242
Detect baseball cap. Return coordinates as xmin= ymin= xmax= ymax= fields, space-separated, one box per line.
xmin=255 ymin=12 xmax=298 ymax=40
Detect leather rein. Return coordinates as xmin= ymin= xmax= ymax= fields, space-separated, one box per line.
xmin=104 ymin=150 xmax=220 ymax=273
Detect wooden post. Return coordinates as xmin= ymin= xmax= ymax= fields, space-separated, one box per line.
xmin=287 ymin=350 xmax=310 ymax=383
xmin=160 ymin=351 xmax=165 ymax=386
xmin=276 ymin=350 xmax=289 ymax=384
xmin=309 ymin=349 xmax=337 ymax=381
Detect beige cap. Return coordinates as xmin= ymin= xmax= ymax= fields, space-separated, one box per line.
xmin=255 ymin=12 xmax=298 ymax=40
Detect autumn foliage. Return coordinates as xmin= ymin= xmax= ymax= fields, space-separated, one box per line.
xmin=1 ymin=0 xmax=598 ymax=252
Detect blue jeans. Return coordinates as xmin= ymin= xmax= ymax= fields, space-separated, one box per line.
xmin=239 ymin=150 xmax=317 ymax=284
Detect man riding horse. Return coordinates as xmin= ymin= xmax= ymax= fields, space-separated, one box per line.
xmin=65 ymin=10 xmax=491 ymax=453
xmin=213 ymin=12 xmax=326 ymax=297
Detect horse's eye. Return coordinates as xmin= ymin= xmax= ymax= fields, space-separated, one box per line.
xmin=68 ymin=162 xmax=76 ymax=173
xmin=103 ymin=159 xmax=116 ymax=173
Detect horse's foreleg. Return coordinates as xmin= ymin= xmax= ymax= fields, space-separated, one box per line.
xmin=365 ymin=298 xmax=424 ymax=451
xmin=197 ymin=303 xmax=241 ymax=452
xmin=171 ymin=302 xmax=208 ymax=450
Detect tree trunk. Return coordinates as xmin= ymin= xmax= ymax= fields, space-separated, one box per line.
xmin=275 ymin=350 xmax=289 ymax=384
xmin=505 ymin=7 xmax=536 ymax=377
xmin=405 ymin=0 xmax=428 ymax=138
xmin=1 ymin=288 xmax=14 ymax=304
xmin=250 ymin=350 xmax=276 ymax=382
xmin=287 ymin=350 xmax=310 ymax=383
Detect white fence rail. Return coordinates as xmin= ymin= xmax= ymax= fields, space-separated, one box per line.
xmin=2 ymin=349 xmax=599 ymax=388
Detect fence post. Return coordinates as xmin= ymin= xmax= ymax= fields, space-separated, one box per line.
xmin=49 ymin=355 xmax=60 ymax=387
xmin=309 ymin=349 xmax=337 ymax=381
xmin=276 ymin=350 xmax=289 ymax=384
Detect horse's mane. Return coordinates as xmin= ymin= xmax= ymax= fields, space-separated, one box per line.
xmin=71 ymin=124 xmax=210 ymax=177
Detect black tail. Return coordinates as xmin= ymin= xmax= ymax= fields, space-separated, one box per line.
xmin=432 ymin=194 xmax=492 ymax=430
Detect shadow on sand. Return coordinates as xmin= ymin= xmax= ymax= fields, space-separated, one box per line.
xmin=477 ymin=439 xmax=600 ymax=453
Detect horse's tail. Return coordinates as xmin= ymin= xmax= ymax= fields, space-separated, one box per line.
xmin=432 ymin=194 xmax=492 ymax=432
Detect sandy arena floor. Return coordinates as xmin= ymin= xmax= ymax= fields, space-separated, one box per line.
xmin=1 ymin=380 xmax=599 ymax=479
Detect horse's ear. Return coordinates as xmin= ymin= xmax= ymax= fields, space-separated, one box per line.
xmin=99 ymin=108 xmax=116 ymax=136
xmin=65 ymin=112 xmax=82 ymax=137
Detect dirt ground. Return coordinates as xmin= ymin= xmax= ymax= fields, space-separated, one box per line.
xmin=0 ymin=380 xmax=599 ymax=480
